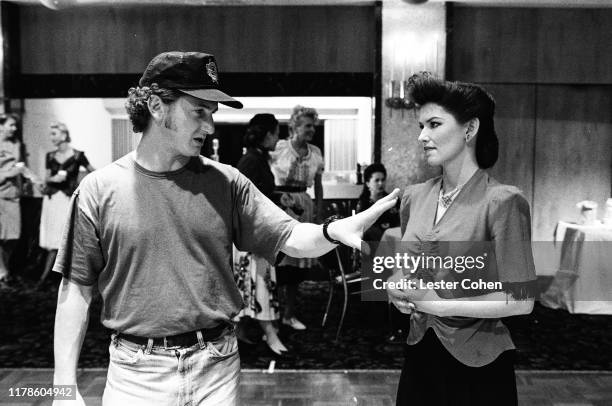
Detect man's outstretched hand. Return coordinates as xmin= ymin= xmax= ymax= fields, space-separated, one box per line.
xmin=328 ymin=188 xmax=401 ymax=250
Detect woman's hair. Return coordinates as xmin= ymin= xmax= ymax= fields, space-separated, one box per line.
xmin=125 ymin=84 xmax=183 ymax=133
xmin=244 ymin=113 xmax=279 ymax=149
xmin=0 ymin=113 xmax=21 ymax=142
xmin=288 ymin=105 xmax=318 ymax=134
xmin=50 ymin=122 xmax=71 ymax=143
xmin=358 ymin=163 xmax=387 ymax=209
xmin=407 ymin=72 xmax=499 ymax=169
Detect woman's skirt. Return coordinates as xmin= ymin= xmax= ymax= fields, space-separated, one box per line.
xmin=233 ymin=247 xmax=280 ymax=321
xmin=275 ymin=191 xmax=315 ymax=285
xmin=396 ymin=328 xmax=517 ymax=406
xmin=39 ymin=192 xmax=71 ymax=250
xmin=0 ymin=198 xmax=20 ymax=241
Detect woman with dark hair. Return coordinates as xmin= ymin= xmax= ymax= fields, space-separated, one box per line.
xmin=39 ymin=122 xmax=94 ymax=281
xmin=387 ymin=73 xmax=537 ymax=405
xmin=269 ymin=105 xmax=324 ymax=331
xmin=0 ymin=114 xmax=24 ymax=285
xmin=234 ymin=113 xmax=288 ymax=355
xmin=355 ymin=163 xmax=405 ymax=343
xmin=356 ymin=163 xmax=400 ymax=242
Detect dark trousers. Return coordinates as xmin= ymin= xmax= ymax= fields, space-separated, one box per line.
xmin=396 ymin=329 xmax=518 ymax=406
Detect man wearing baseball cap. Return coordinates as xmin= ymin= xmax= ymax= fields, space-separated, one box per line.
xmin=51 ymin=51 xmax=399 ymax=406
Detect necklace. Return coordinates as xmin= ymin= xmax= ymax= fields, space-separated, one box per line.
xmin=438 ymin=183 xmax=462 ymax=209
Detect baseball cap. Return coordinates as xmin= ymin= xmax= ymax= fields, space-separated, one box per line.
xmin=139 ymin=51 xmax=243 ymax=109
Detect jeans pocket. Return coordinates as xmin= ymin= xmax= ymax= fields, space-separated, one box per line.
xmin=207 ymin=333 xmax=239 ymax=359
xmin=109 ymin=341 xmax=143 ymax=365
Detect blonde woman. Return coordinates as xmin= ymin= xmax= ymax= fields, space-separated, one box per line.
xmin=39 ymin=122 xmax=94 ymax=280
xmin=269 ymin=105 xmax=324 ymax=330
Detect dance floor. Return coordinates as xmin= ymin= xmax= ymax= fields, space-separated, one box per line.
xmin=0 ymin=369 xmax=611 ymax=405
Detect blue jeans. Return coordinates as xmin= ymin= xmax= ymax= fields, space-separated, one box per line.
xmin=102 ymin=330 xmax=240 ymax=406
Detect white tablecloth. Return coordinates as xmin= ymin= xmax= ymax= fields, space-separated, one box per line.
xmin=540 ymin=221 xmax=612 ymax=314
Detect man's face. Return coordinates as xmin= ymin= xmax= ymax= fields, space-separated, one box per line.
xmin=163 ymin=95 xmax=218 ymax=157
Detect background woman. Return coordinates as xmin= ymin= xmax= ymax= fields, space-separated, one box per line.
xmin=356 ymin=163 xmax=400 ymax=242
xmin=355 ymin=163 xmax=406 ymax=343
xmin=0 ymin=114 xmax=24 ymax=285
xmin=39 ymin=122 xmax=94 ymax=281
xmin=387 ymin=73 xmax=537 ymax=405
xmin=234 ymin=113 xmax=288 ymax=355
xmin=269 ymin=105 xmax=324 ymax=331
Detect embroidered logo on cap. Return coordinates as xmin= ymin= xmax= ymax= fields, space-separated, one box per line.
xmin=206 ymin=61 xmax=218 ymax=84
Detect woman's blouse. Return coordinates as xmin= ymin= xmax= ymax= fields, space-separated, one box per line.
xmin=45 ymin=149 xmax=90 ymax=197
xmin=236 ymin=148 xmax=275 ymax=199
xmin=269 ymin=139 xmax=324 ymax=188
xmin=400 ymin=169 xmax=537 ymax=367
xmin=0 ymin=140 xmax=21 ymax=199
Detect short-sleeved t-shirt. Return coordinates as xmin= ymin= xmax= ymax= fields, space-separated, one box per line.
xmin=53 ymin=153 xmax=297 ymax=336
xmin=269 ymin=139 xmax=324 ymax=188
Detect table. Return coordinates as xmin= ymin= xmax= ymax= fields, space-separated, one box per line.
xmin=540 ymin=221 xmax=612 ymax=314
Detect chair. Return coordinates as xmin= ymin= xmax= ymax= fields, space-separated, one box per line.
xmin=321 ymin=246 xmax=371 ymax=341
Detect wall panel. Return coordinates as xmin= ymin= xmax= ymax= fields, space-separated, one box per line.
xmin=485 ymin=84 xmax=536 ymax=206
xmin=19 ymin=5 xmax=375 ymax=74
xmin=449 ymin=7 xmax=537 ymax=83
xmin=450 ymin=6 xmax=612 ymax=84
xmin=536 ymin=9 xmax=612 ymax=84
xmin=533 ymin=85 xmax=612 ymax=241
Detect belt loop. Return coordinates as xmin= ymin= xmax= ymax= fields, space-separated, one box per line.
xmin=196 ymin=330 xmax=206 ymax=349
xmin=163 ymin=337 xmax=168 ymax=348
xmin=111 ymin=333 xmax=118 ymax=346
xmin=145 ymin=338 xmax=154 ymax=354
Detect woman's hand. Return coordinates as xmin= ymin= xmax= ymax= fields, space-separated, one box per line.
xmin=327 ymin=189 xmax=400 ymax=250
xmin=387 ymin=271 xmax=415 ymax=314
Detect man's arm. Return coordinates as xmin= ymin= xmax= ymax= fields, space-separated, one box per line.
xmin=53 ymin=277 xmax=93 ymax=386
xmin=281 ymin=189 xmax=400 ymax=257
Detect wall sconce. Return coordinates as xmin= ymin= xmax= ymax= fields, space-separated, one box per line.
xmin=385 ymin=79 xmax=414 ymax=112
xmin=386 ymin=32 xmax=440 ymax=116
xmin=212 ymin=138 xmax=220 ymax=161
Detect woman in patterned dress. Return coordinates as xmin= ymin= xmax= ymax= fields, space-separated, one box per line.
xmin=234 ymin=113 xmax=288 ymax=355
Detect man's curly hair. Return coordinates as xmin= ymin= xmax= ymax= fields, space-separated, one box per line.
xmin=124 ymin=84 xmax=182 ymax=133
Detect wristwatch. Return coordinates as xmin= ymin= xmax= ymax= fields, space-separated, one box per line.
xmin=322 ymin=215 xmax=342 ymax=245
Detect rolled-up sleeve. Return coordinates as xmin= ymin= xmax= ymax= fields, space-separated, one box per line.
xmin=232 ymin=171 xmax=298 ymax=263
xmin=52 ymin=176 xmax=105 ymax=286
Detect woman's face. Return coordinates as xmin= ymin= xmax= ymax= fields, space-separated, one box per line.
xmin=50 ymin=128 xmax=67 ymax=146
xmin=366 ymin=171 xmax=386 ymax=197
xmin=417 ymin=103 xmax=467 ymax=167
xmin=0 ymin=118 xmax=17 ymax=140
xmin=261 ymin=125 xmax=280 ymax=151
xmin=292 ymin=116 xmax=316 ymax=144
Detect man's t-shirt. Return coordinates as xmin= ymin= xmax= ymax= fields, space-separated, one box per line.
xmin=53 ymin=153 xmax=297 ymax=336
